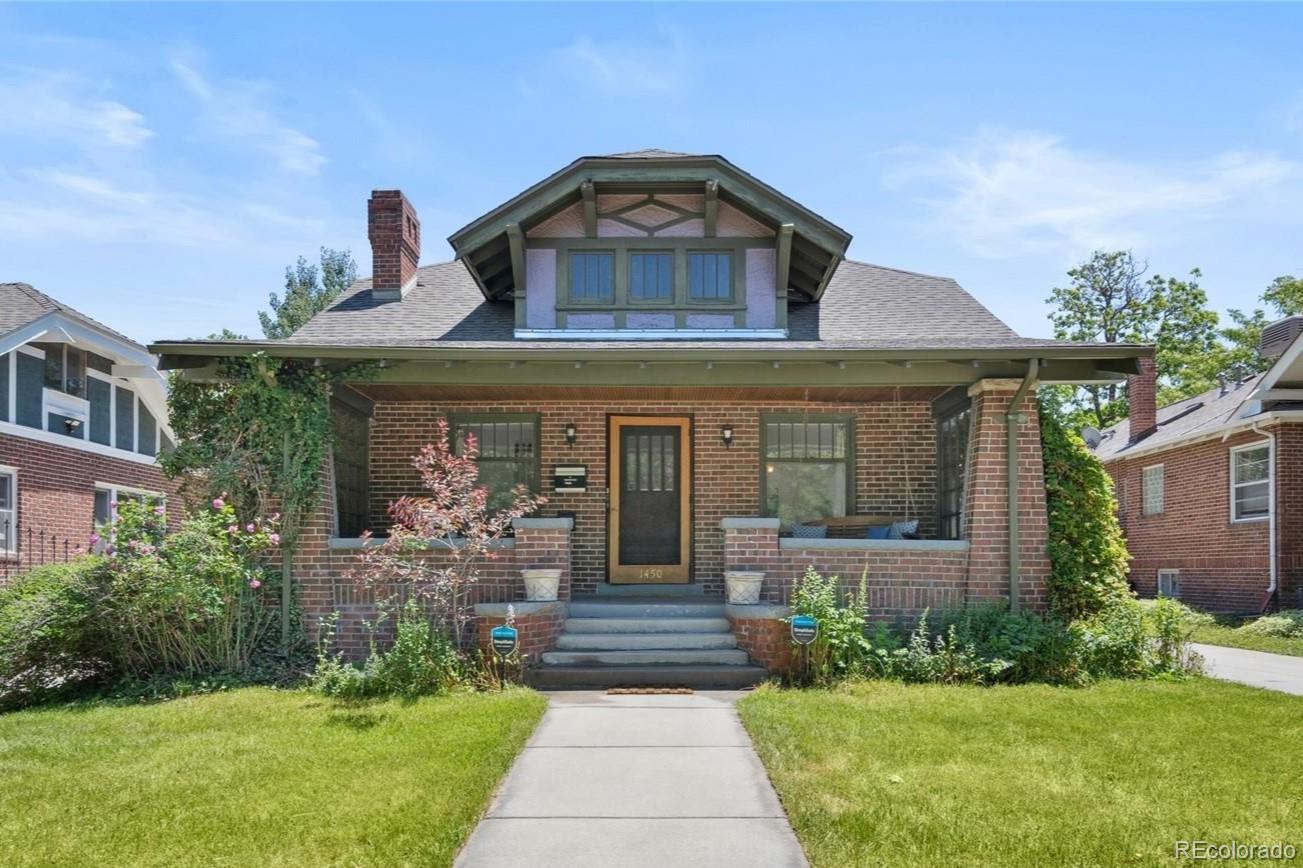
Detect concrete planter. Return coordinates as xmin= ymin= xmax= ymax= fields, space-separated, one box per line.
xmin=725 ymin=570 xmax=765 ymax=605
xmin=522 ymin=568 xmax=562 ymax=602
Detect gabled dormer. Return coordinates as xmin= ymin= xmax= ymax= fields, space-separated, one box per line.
xmin=446 ymin=150 xmax=852 ymax=339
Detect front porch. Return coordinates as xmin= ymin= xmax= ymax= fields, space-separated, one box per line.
xmin=292 ymin=379 xmax=1051 ymax=677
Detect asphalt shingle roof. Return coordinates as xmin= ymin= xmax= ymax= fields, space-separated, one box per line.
xmin=282 ymin=258 xmax=1055 ymax=351
xmin=0 ymin=282 xmax=146 ymax=350
xmin=1092 ymin=373 xmax=1268 ymax=461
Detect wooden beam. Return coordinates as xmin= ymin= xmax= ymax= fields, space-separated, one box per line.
xmin=580 ymin=180 xmax=597 ymax=238
xmin=812 ymin=253 xmax=842 ymax=300
xmin=775 ymin=223 xmax=794 ymax=297
xmin=1258 ymin=388 xmax=1303 ymax=401
xmin=505 ymin=223 xmax=527 ymax=296
xmin=704 ymin=179 xmax=719 ymax=237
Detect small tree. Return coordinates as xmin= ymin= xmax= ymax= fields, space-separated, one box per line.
xmin=1039 ymin=402 xmax=1133 ymax=620
xmin=354 ymin=420 xmax=547 ymax=647
xmin=259 ymin=248 xmax=357 ymax=339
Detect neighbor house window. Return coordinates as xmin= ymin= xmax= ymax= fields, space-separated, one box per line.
xmin=1142 ymin=465 xmax=1164 ymax=516
xmin=569 ymin=252 xmax=614 ymax=302
xmin=935 ymin=399 xmax=971 ymax=540
xmin=629 ymin=252 xmax=673 ymax=301
xmin=0 ymin=469 xmax=15 ymax=554
xmin=1157 ymin=569 xmax=1181 ymax=599
xmin=33 ymin=343 xmax=86 ymax=398
xmin=1230 ymin=443 xmax=1270 ymax=522
xmin=762 ymin=415 xmax=853 ymax=527
xmin=453 ymin=414 xmax=540 ymax=512
xmin=689 ymin=252 xmax=732 ymax=300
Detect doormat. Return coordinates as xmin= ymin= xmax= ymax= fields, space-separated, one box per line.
xmin=606 ymin=687 xmax=695 ymax=694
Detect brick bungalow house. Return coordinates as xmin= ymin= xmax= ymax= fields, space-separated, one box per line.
xmin=1 ymin=283 xmax=177 ymax=579
xmin=152 ymin=150 xmax=1146 ymax=686
xmin=1093 ymin=317 xmax=1303 ymax=615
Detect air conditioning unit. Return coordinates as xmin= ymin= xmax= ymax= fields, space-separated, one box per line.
xmin=1259 ymin=315 xmax=1303 ymax=360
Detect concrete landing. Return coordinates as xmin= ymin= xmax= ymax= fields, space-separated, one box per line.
xmin=454 ymin=691 xmax=808 ymax=868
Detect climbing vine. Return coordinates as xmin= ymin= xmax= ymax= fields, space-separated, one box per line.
xmin=162 ymin=353 xmax=369 ymax=649
xmin=1039 ymin=401 xmax=1134 ymax=620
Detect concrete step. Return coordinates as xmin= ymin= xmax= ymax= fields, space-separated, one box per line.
xmin=594 ymin=583 xmax=709 ymax=597
xmin=568 ymin=600 xmax=726 ymax=619
xmin=541 ymin=648 xmax=750 ymax=667
xmin=563 ymin=617 xmax=732 ymax=634
xmin=555 ymin=632 xmax=739 ymax=652
xmin=526 ymin=664 xmax=769 ymax=690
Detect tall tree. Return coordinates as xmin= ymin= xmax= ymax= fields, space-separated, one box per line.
xmin=1046 ymin=250 xmax=1219 ymax=428
xmin=258 ymin=247 xmax=357 ymax=339
xmin=1262 ymin=274 xmax=1303 ymax=317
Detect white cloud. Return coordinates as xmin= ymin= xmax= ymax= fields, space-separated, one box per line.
xmin=533 ymin=32 xmax=692 ymax=97
xmin=170 ymin=55 xmax=326 ymax=176
xmin=0 ymin=72 xmax=152 ymax=148
xmin=883 ymin=128 xmax=1301 ymax=259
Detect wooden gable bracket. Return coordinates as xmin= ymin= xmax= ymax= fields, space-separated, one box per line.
xmin=775 ymin=223 xmax=794 ymax=332
xmin=506 ymin=223 xmax=527 ymax=327
xmin=704 ymin=179 xmax=719 ymax=237
xmin=580 ymin=180 xmax=597 ymax=238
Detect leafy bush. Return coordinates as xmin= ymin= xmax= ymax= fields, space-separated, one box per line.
xmin=890 ymin=613 xmax=1011 ymax=685
xmin=1238 ymin=610 xmax=1303 ymax=638
xmin=930 ymin=605 xmax=1086 ymax=686
xmin=311 ymin=600 xmax=468 ymax=699
xmin=787 ymin=568 xmax=878 ymax=684
xmin=0 ymin=558 xmax=111 ymax=709
xmin=1040 ymin=405 xmax=1134 ymax=620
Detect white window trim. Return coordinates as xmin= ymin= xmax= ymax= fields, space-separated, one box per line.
xmin=0 ymin=464 xmax=16 ymax=555
xmin=1141 ymin=463 xmax=1164 ymax=516
xmin=94 ymin=483 xmax=166 ymax=525
xmin=0 ymin=419 xmax=161 ymax=466
xmin=1229 ymin=441 xmax=1272 ymax=524
xmin=1157 ymin=568 xmax=1180 ymax=598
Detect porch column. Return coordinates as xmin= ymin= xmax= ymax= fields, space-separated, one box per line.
xmin=511 ymin=516 xmax=574 ymax=601
xmin=963 ymin=380 xmax=1051 ymax=611
xmin=721 ymin=517 xmax=781 ymax=600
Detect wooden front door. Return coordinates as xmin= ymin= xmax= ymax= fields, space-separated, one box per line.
xmin=609 ymin=416 xmax=691 ymax=584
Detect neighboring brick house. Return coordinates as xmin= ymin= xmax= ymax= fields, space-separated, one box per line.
xmin=0 ymin=283 xmax=177 ymax=578
xmin=1093 ymin=318 xmax=1303 ymax=614
xmin=153 ymin=150 xmax=1146 ymax=685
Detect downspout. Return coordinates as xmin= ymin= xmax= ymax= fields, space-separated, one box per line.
xmin=1251 ymin=422 xmax=1278 ymax=606
xmin=1006 ymin=359 xmax=1040 ymax=612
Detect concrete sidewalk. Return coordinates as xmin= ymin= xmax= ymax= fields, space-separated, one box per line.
xmin=455 ymin=691 xmax=808 ymax=868
xmin=1193 ymin=643 xmax=1303 ymax=695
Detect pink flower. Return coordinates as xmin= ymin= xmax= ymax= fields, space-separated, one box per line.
xmin=227 ymin=524 xmax=239 ymax=534
xmin=248 ymin=578 xmax=261 ymax=589
xmin=212 ymin=498 xmax=224 ymax=510
xmin=271 ymin=512 xmax=281 ymax=521
xmin=246 ymin=523 xmax=256 ymax=533
xmin=154 ymin=505 xmax=166 ymax=516
xmin=269 ymin=532 xmax=281 ymax=545
xmin=110 ymin=500 xmax=118 ymax=509
xmin=89 ymin=533 xmax=101 ymax=546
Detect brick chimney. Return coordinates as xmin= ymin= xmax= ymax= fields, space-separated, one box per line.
xmin=1128 ymin=355 xmax=1158 ymax=443
xmin=368 ymin=190 xmax=420 ymax=300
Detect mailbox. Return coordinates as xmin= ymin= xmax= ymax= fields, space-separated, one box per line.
xmin=553 ymin=465 xmax=587 ymax=493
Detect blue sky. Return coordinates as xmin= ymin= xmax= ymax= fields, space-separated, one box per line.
xmin=1 ymin=3 xmax=1301 ymax=344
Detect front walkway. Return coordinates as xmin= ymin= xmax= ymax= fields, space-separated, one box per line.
xmin=455 ymin=690 xmax=808 ymax=868
xmin=1193 ymin=643 xmax=1303 ymax=695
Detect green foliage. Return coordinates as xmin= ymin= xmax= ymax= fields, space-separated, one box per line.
xmin=0 ymin=558 xmax=111 ymax=709
xmin=311 ymin=600 xmax=472 ymax=699
xmin=1237 ymin=609 xmax=1303 ymax=638
xmin=890 ymin=613 xmax=1011 ymax=685
xmin=259 ymin=248 xmax=357 ymax=339
xmin=787 ymin=567 xmax=877 ymax=684
xmin=1263 ymin=274 xmax=1303 ymax=317
xmin=1046 ymin=250 xmax=1220 ymax=427
xmin=1039 ymin=404 xmax=1133 ymax=620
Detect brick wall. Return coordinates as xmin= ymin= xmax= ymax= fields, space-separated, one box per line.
xmin=0 ymin=431 xmax=179 ymax=577
xmin=476 ymin=603 xmax=567 ymax=667
xmin=367 ymin=398 xmax=939 ymax=596
xmin=729 ymin=612 xmax=795 ymax=675
xmin=1106 ymin=426 xmax=1293 ymax=613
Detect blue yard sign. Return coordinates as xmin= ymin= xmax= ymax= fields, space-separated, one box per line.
xmin=490 ymin=625 xmax=519 ymax=658
xmin=790 ymin=614 xmax=819 ymax=645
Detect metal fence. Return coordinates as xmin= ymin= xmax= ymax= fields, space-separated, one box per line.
xmin=0 ymin=521 xmax=90 ymax=582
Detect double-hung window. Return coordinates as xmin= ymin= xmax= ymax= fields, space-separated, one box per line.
xmin=1230 ymin=443 xmax=1270 ymax=522
xmin=689 ymin=252 xmax=732 ymax=301
xmin=569 ymin=252 xmax=614 ymax=303
xmin=1157 ymin=569 xmax=1181 ymax=598
xmin=761 ymin=415 xmax=853 ymax=527
xmin=0 ymin=468 xmax=15 ymax=554
xmin=452 ymin=415 xmax=540 ymax=513
xmin=93 ymin=485 xmax=166 ymax=531
xmin=1142 ymin=465 xmax=1164 ymax=516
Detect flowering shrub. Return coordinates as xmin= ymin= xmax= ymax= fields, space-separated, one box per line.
xmin=352 ymin=420 xmax=547 ymax=649
xmin=98 ymin=496 xmax=282 ymax=676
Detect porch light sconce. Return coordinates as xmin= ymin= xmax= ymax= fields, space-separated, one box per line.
xmin=564 ymin=422 xmax=578 ymax=446
xmin=721 ymin=424 xmax=734 ymax=448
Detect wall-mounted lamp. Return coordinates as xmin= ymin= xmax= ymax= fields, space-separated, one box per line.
xmin=64 ymin=418 xmax=82 ymax=434
xmin=721 ymin=424 xmax=734 ymax=448
xmin=564 ymin=422 xmax=578 ymax=446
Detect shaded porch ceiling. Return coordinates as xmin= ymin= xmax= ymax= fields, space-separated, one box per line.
xmin=345 ymin=383 xmax=951 ymax=403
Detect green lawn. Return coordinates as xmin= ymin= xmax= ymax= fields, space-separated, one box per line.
xmin=739 ymin=679 xmax=1302 ymax=867
xmin=1193 ymin=623 xmax=1303 ymax=657
xmin=0 ymin=687 xmax=546 ymax=867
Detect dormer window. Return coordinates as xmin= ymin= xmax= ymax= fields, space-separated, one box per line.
xmin=689 ymin=252 xmax=733 ymax=301
xmin=630 ymin=252 xmax=673 ymax=301
xmin=568 ymin=252 xmax=614 ymax=303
